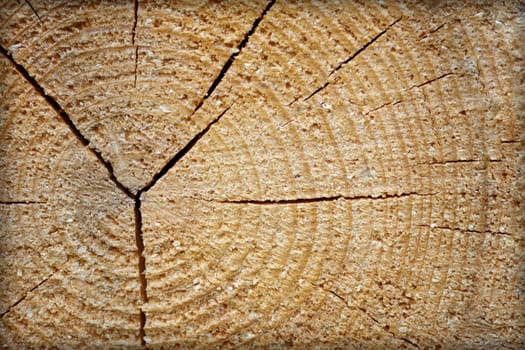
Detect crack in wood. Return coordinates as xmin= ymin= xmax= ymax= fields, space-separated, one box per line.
xmin=132 ymin=0 xmax=139 ymax=88
xmin=132 ymin=104 xmax=231 ymax=346
xmin=501 ymin=140 xmax=521 ymax=144
xmin=127 ymin=2 xmax=274 ymax=335
xmin=428 ymin=159 xmax=502 ymax=165
xmin=130 ymin=2 xmax=147 ymax=344
xmin=298 ymin=17 xmax=401 ymax=103
xmin=303 ymin=81 xmax=330 ymax=102
xmin=364 ymin=99 xmax=403 ymax=116
xmin=310 ymin=282 xmax=420 ymax=349
xmin=364 ymin=72 xmax=457 ymax=116
xmin=134 ymin=45 xmax=139 ymax=88
xmin=134 ymin=197 xmax=147 ymax=347
xmin=189 ymin=0 xmax=276 ymax=118
xmin=329 ymin=17 xmax=402 ymax=78
xmin=140 ymin=105 xmax=232 ymax=194
xmin=0 ymin=44 xmax=134 ymax=199
xmin=419 ymin=22 xmax=447 ymax=41
xmin=402 ymin=159 xmax=502 ymax=169
xmin=201 ymin=191 xmax=438 ymax=205
xmin=0 ymin=200 xmax=46 ymax=205
xmin=416 ymin=224 xmax=512 ymax=236
xmin=132 ymin=0 xmax=138 ymax=46
xmin=23 ymin=0 xmax=45 ymax=28
xmin=429 ymin=22 xmax=446 ymax=34
xmin=408 ymin=72 xmax=455 ymax=90
xmin=0 ymin=271 xmax=55 ymax=319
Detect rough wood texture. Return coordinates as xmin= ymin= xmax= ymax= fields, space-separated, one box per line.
xmin=1 ymin=0 xmax=524 ymax=349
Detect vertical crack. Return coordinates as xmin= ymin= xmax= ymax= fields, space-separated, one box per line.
xmin=134 ymin=106 xmax=233 ymax=345
xmin=190 ymin=0 xmax=276 ymax=117
xmin=0 ymin=44 xmax=134 ymax=199
xmin=132 ymin=0 xmax=138 ymax=45
xmin=134 ymin=46 xmax=139 ymax=88
xmin=132 ymin=0 xmax=139 ymax=88
xmin=134 ymin=195 xmax=147 ymax=346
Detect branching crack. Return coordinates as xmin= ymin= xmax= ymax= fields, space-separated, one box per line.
xmin=131 ymin=105 xmax=232 ymax=346
xmin=213 ymin=191 xmax=437 ymax=205
xmin=0 ymin=45 xmax=134 ymax=199
xmin=131 ymin=5 xmax=145 ymax=342
xmin=189 ymin=0 xmax=276 ymax=118
xmin=417 ymin=224 xmax=511 ymax=236
xmin=127 ymin=1 xmax=269 ymax=339
xmin=0 ymin=271 xmax=55 ymax=319
xmin=24 ymin=0 xmax=45 ymax=28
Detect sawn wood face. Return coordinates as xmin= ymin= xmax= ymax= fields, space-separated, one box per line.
xmin=0 ymin=1 xmax=523 ymax=349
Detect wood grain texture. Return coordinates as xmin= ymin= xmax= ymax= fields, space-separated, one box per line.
xmin=0 ymin=0 xmax=524 ymax=349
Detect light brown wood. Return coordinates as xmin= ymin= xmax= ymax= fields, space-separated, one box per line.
xmin=0 ymin=0 xmax=523 ymax=349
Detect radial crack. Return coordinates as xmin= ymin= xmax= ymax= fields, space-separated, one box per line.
xmin=189 ymin=0 xmax=276 ymax=117
xmin=141 ymin=105 xmax=232 ymax=193
xmin=299 ymin=17 xmax=401 ymax=103
xmin=408 ymin=72 xmax=454 ymax=90
xmin=303 ymin=81 xmax=330 ymax=102
xmin=404 ymin=159 xmax=502 ymax=169
xmin=501 ymin=140 xmax=520 ymax=144
xmin=0 ymin=271 xmax=55 ymax=319
xmin=24 ymin=0 xmax=45 ymax=27
xmin=132 ymin=105 xmax=233 ymax=345
xmin=134 ymin=197 xmax=147 ymax=346
xmin=134 ymin=46 xmax=139 ymax=88
xmin=311 ymin=282 xmax=420 ymax=349
xmin=0 ymin=200 xmax=46 ymax=204
xmin=0 ymin=45 xmax=134 ymax=199
xmin=132 ymin=0 xmax=139 ymax=88
xmin=213 ymin=191 xmax=437 ymax=205
xmin=0 ymin=45 xmax=135 ymax=198
xmin=132 ymin=0 xmax=138 ymax=45
xmin=419 ymin=22 xmax=447 ymax=41
xmin=417 ymin=224 xmax=511 ymax=236
xmin=364 ymin=99 xmax=403 ymax=116
xmin=429 ymin=159 xmax=501 ymax=164
xmin=329 ymin=17 xmax=401 ymax=77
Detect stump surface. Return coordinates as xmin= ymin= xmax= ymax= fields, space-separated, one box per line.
xmin=0 ymin=1 xmax=524 ymax=349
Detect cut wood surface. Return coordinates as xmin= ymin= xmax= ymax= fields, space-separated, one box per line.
xmin=0 ymin=0 xmax=524 ymax=349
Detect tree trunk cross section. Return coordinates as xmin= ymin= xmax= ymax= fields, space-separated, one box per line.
xmin=0 ymin=1 xmax=523 ymax=349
